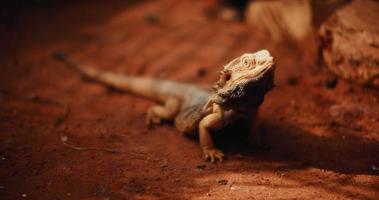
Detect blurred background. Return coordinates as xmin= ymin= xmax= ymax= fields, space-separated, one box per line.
xmin=0 ymin=0 xmax=378 ymax=199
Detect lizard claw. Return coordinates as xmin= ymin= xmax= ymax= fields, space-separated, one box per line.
xmin=203 ymin=148 xmax=224 ymax=163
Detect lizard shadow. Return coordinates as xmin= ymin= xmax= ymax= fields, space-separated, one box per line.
xmin=212 ymin=119 xmax=379 ymax=175
xmin=193 ymin=118 xmax=379 ymax=200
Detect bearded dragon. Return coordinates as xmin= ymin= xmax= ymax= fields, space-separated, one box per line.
xmin=53 ymin=50 xmax=275 ymax=162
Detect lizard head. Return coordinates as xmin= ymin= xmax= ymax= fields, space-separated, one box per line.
xmin=211 ymin=50 xmax=275 ymax=111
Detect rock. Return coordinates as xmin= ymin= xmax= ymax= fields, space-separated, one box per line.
xmin=245 ymin=0 xmax=312 ymax=42
xmin=319 ymin=0 xmax=379 ymax=87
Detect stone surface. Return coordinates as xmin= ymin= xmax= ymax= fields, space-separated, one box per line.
xmin=319 ymin=0 xmax=379 ymax=87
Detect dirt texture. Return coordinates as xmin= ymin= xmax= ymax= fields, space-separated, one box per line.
xmin=0 ymin=0 xmax=378 ymax=200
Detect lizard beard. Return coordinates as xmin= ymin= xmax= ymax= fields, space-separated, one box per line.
xmin=214 ymin=68 xmax=274 ymax=111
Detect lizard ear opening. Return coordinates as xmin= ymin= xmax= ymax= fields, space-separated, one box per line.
xmin=214 ymin=70 xmax=231 ymax=90
xmin=220 ymin=70 xmax=231 ymax=86
xmin=223 ymin=71 xmax=231 ymax=81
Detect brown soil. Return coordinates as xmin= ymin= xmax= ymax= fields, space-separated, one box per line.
xmin=0 ymin=1 xmax=378 ymax=199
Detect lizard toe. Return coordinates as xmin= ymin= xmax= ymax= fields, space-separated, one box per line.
xmin=203 ymin=148 xmax=224 ymax=163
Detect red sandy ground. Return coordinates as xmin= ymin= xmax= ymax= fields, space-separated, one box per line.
xmin=0 ymin=1 xmax=378 ymax=199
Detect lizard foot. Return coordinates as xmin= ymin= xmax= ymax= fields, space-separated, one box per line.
xmin=203 ymin=148 xmax=224 ymax=163
xmin=146 ymin=111 xmax=162 ymax=126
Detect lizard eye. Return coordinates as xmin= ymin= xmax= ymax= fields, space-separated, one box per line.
xmin=241 ymin=56 xmax=251 ymax=67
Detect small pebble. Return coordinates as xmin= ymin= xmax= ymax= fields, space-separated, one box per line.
xmin=61 ymin=135 xmax=68 ymax=142
xmin=324 ymin=75 xmax=338 ymax=89
xmin=197 ymin=67 xmax=207 ymax=77
xmin=196 ymin=164 xmax=206 ymax=171
xmin=217 ymin=179 xmax=228 ymax=185
xmin=287 ymin=76 xmax=298 ymax=86
xmin=160 ymin=164 xmax=168 ymax=169
xmin=371 ymin=165 xmax=379 ymax=171
xmin=145 ymin=14 xmax=159 ymax=25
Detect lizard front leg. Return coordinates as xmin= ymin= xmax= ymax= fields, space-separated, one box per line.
xmin=146 ymin=97 xmax=181 ymax=125
xmin=199 ymin=110 xmax=225 ymax=162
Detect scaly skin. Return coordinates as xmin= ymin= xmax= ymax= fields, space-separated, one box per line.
xmin=53 ymin=50 xmax=275 ymax=162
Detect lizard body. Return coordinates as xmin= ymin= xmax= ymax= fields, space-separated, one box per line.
xmin=54 ymin=50 xmax=275 ymax=162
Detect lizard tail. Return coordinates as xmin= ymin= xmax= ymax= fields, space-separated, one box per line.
xmin=52 ymin=51 xmax=186 ymax=102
